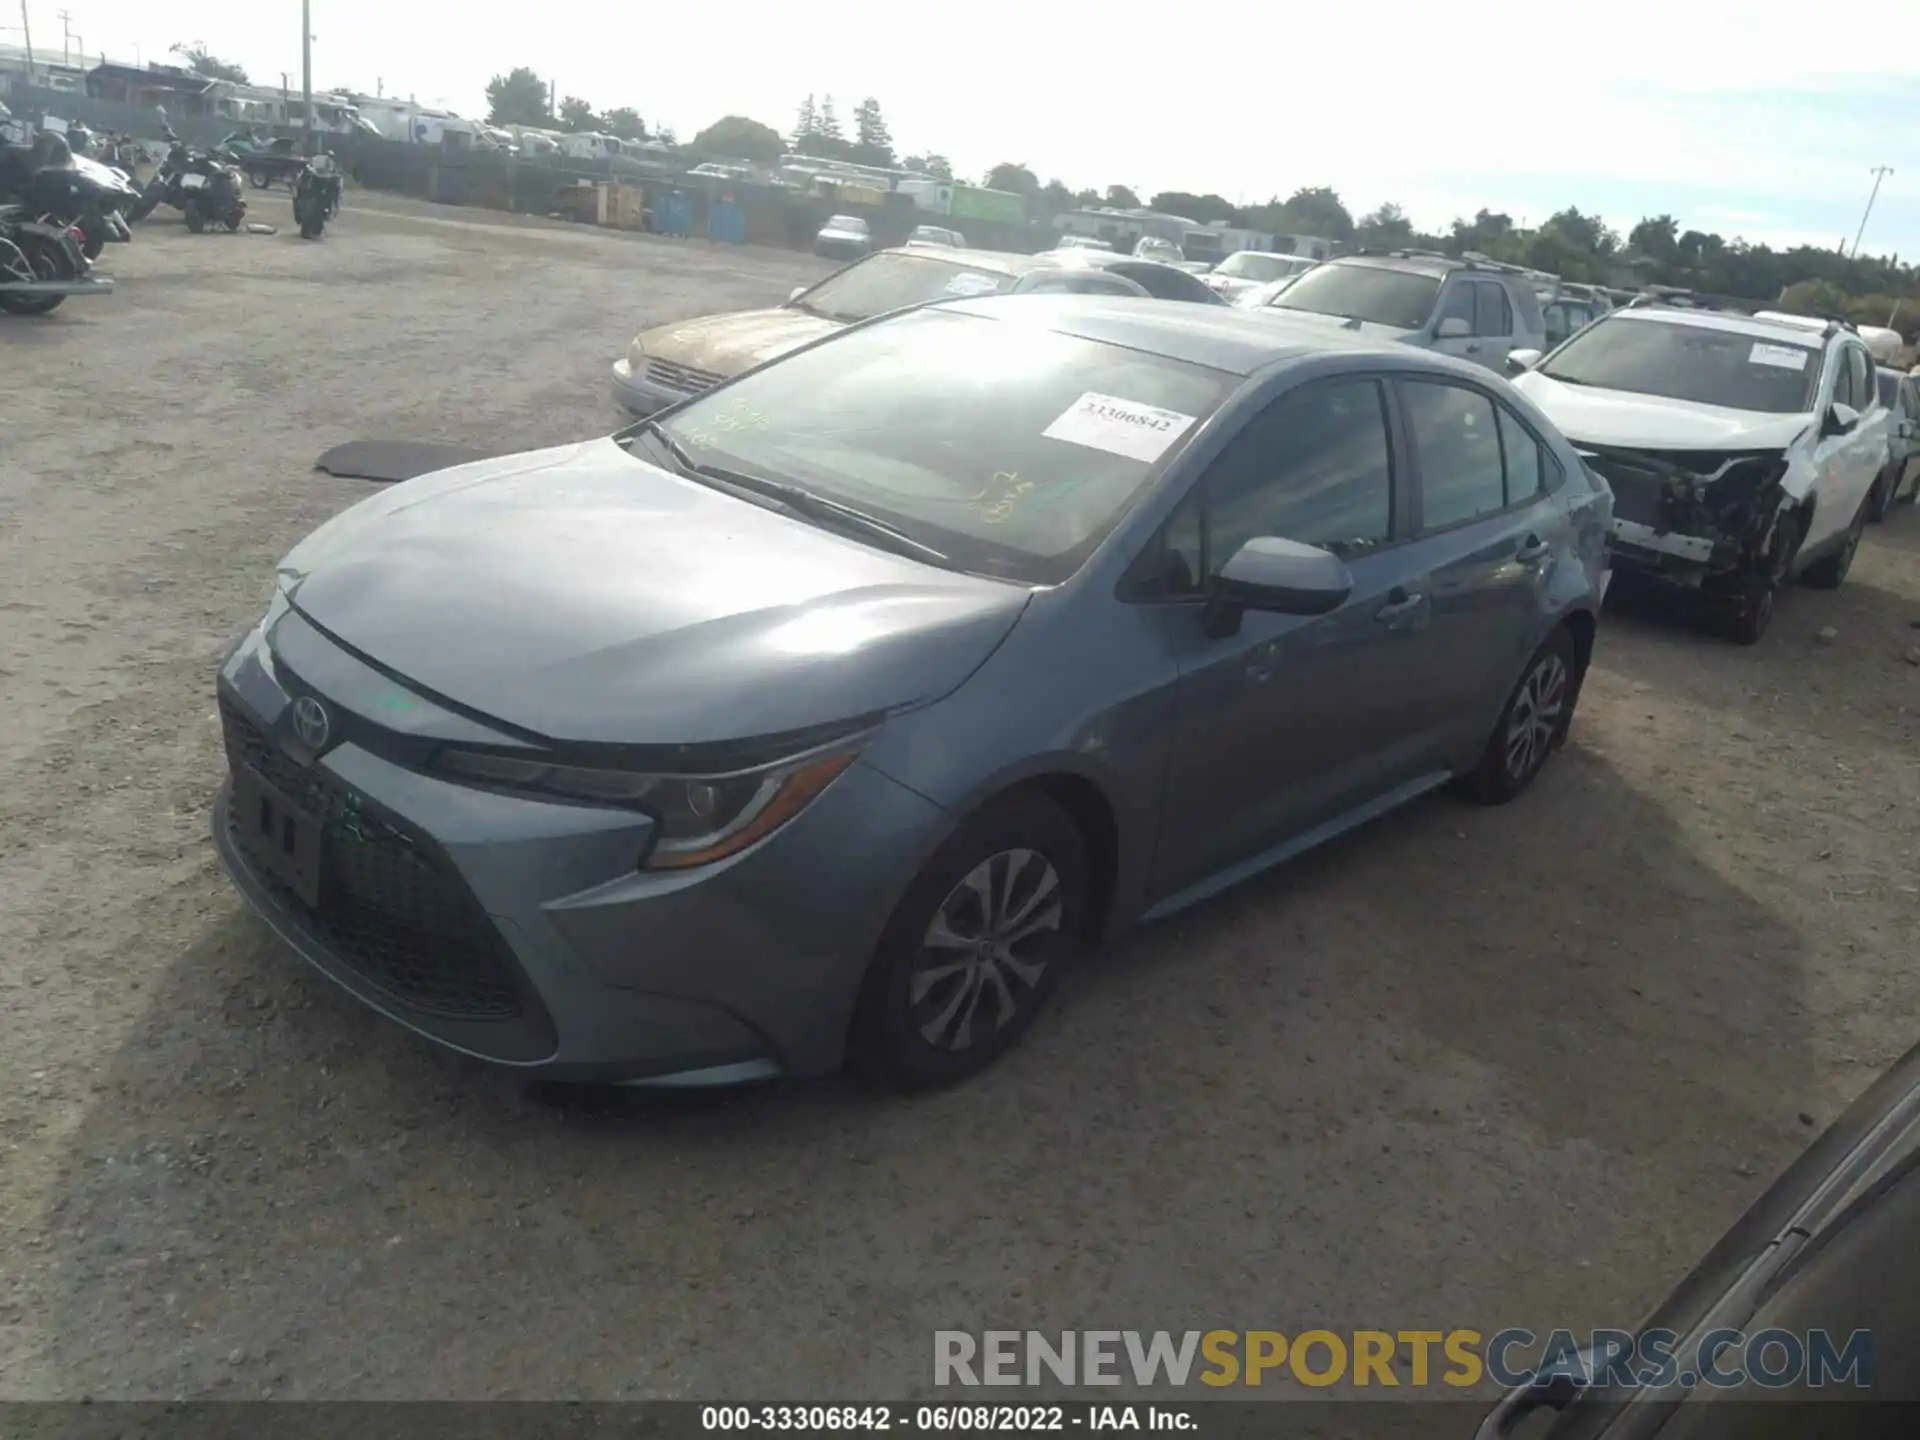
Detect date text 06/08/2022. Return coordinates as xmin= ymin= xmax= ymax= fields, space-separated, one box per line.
xmin=700 ymin=1405 xmax=1197 ymax=1432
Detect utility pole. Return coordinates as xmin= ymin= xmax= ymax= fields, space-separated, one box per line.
xmin=1851 ymin=166 xmax=1893 ymax=258
xmin=18 ymin=0 xmax=33 ymax=80
xmin=56 ymin=7 xmax=68 ymax=65
xmin=299 ymin=0 xmax=314 ymax=152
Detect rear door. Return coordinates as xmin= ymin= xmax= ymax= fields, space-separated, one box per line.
xmin=1392 ymin=375 xmax=1571 ymax=767
xmin=1808 ymin=341 xmax=1885 ymax=549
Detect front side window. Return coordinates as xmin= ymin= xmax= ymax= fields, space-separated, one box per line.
xmin=791 ymin=251 xmax=1011 ymax=323
xmin=1126 ymin=379 xmax=1395 ymax=601
xmin=1403 ymin=381 xmax=1506 ymax=529
xmin=646 ymin=308 xmax=1232 ymax=585
xmin=1270 ymin=262 xmax=1443 ymax=331
xmin=1435 ymin=282 xmax=1475 ymax=330
xmin=1536 ymin=316 xmax=1821 ymax=414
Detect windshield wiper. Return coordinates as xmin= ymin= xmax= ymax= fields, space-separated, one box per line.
xmin=633 ymin=422 xmax=948 ymax=564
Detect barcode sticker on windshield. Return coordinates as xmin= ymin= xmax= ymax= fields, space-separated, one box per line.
xmin=1749 ymin=343 xmax=1809 ymax=371
xmin=1043 ymin=392 xmax=1199 ymax=463
xmin=944 ymin=272 xmax=1002 ymax=296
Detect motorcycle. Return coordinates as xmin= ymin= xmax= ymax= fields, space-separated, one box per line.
xmin=292 ymin=153 xmax=343 ymax=239
xmin=127 ymin=140 xmax=248 ymax=232
xmin=0 ymin=130 xmax=139 ymax=260
xmin=0 ymin=206 xmax=113 ymax=315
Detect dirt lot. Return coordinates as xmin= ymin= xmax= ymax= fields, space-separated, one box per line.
xmin=3 ymin=192 xmax=1919 ymax=1410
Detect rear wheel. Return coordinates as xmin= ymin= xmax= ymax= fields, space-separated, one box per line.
xmin=849 ymin=792 xmax=1088 ymax=1089
xmin=0 ymin=233 xmax=68 ymax=315
xmin=1456 ymin=627 xmax=1580 ymax=804
xmin=1867 ymin=467 xmax=1896 ymax=524
xmin=249 ymin=166 xmax=270 ymax=189
xmin=182 ymin=199 xmax=206 ymax=233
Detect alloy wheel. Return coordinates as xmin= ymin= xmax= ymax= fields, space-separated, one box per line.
xmin=1505 ymin=654 xmax=1569 ymax=782
xmin=909 ymin=848 xmax=1063 ymax=1052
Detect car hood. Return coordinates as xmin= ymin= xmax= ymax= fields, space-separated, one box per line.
xmin=637 ymin=306 xmax=842 ymax=378
xmin=1511 ymin=373 xmax=1813 ymax=451
xmin=276 ymin=439 xmax=1030 ymax=745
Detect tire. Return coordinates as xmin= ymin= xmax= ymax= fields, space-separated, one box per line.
xmin=1866 ymin=467 xmax=1895 ymax=524
xmin=0 ymin=233 xmax=68 ymax=315
xmin=182 ymin=200 xmax=206 ymax=233
xmin=1712 ymin=510 xmax=1801 ymax=645
xmin=249 ymin=167 xmax=270 ymax=190
xmin=1456 ymin=627 xmax=1580 ymax=805
xmin=1801 ymin=495 xmax=1870 ymax=590
xmin=848 ymin=791 xmax=1089 ymax=1089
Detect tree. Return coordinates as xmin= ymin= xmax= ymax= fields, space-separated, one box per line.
xmin=1448 ymin=208 xmax=1516 ymax=256
xmin=170 ymin=42 xmax=248 ymax=84
xmin=817 ymin=95 xmax=844 ymax=144
xmin=1039 ymin=179 xmax=1075 ymax=214
xmin=1627 ymin=214 xmax=1679 ymax=264
xmin=985 ymin=162 xmax=1039 ymax=197
xmin=601 ymin=107 xmax=648 ymax=141
xmin=654 ymin=125 xmax=678 ymax=147
xmin=1540 ymin=207 xmax=1617 ymax=257
xmin=694 ymin=115 xmax=784 ymax=162
xmin=558 ymin=96 xmax=599 ymax=133
xmin=851 ymin=98 xmax=894 ymax=167
xmin=1272 ymin=185 xmax=1353 ymax=241
xmin=486 ymin=67 xmax=553 ymax=127
xmin=1149 ymin=191 xmax=1238 ymax=225
xmin=792 ymin=95 xmax=819 ymax=149
xmin=1356 ymin=202 xmax=1416 ymax=247
xmin=1105 ymin=184 xmax=1141 ymax=209
xmin=903 ymin=153 xmax=952 ymax=180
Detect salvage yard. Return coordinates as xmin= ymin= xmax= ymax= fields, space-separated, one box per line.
xmin=5 ymin=193 xmax=1920 ymax=1405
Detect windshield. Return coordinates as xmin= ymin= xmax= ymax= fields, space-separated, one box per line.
xmin=1539 ymin=316 xmax=1821 ymax=414
xmin=1270 ymin=262 xmax=1442 ymax=330
xmin=1216 ymin=252 xmax=1298 ymax=282
xmin=647 ymin=307 xmax=1233 ymax=584
xmin=793 ymin=251 xmax=1012 ymax=324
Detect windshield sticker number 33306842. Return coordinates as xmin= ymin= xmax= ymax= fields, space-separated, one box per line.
xmin=1043 ymin=392 xmax=1199 ymax=464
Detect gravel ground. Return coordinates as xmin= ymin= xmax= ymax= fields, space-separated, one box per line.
xmin=3 ymin=192 xmax=1919 ymax=1410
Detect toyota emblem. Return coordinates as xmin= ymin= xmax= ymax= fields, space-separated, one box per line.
xmin=290 ymin=695 xmax=332 ymax=751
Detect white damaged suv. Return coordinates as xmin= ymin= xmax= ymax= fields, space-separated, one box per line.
xmin=1507 ymin=305 xmax=1892 ymax=643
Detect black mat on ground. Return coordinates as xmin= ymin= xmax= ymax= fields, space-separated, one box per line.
xmin=313 ymin=440 xmax=505 ymax=483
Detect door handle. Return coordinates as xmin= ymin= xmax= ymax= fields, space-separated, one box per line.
xmin=1375 ymin=588 xmax=1427 ymax=626
xmin=1514 ymin=533 xmax=1550 ymax=564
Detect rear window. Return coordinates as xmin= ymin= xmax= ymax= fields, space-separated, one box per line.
xmin=1270 ymin=262 xmax=1442 ymax=331
xmin=792 ymin=251 xmax=1011 ymax=324
xmin=1536 ymin=315 xmax=1820 ymax=414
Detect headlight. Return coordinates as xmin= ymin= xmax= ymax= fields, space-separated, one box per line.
xmin=432 ymin=744 xmax=860 ymax=870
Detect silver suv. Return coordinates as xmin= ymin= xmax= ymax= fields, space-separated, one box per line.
xmin=1254 ymin=250 xmax=1548 ymax=372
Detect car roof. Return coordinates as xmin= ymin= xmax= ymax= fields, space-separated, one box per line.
xmin=1605 ymin=307 xmax=1832 ymax=345
xmin=885 ymin=246 xmax=1078 ymax=276
xmin=1327 ymin=253 xmax=1461 ymax=279
xmin=938 ymin=293 xmax=1478 ymax=376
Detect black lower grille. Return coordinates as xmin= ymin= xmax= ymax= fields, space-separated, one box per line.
xmin=220 ymin=697 xmax=528 ymax=1023
xmin=1582 ymin=453 xmax=1670 ymax=529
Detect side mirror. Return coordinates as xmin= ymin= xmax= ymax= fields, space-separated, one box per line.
xmin=1203 ymin=538 xmax=1353 ymax=637
xmin=1824 ymin=402 xmax=1860 ymax=437
xmin=1435 ymin=316 xmax=1472 ymax=339
xmin=1506 ymin=348 xmax=1543 ymax=374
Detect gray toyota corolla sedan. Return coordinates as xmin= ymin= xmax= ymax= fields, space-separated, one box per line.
xmin=214 ymin=296 xmax=1612 ymax=1090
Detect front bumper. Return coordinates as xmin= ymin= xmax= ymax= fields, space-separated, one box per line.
xmin=211 ymin=617 xmax=945 ymax=1083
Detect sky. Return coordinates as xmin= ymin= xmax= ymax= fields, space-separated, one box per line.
xmin=13 ymin=0 xmax=1920 ymax=259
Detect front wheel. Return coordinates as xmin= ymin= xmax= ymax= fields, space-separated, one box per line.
xmin=182 ymin=199 xmax=206 ymax=233
xmin=1455 ymin=628 xmax=1580 ymax=804
xmin=849 ymin=792 xmax=1088 ymax=1089
xmin=1866 ymin=467 xmax=1896 ymax=524
xmin=249 ymin=166 xmax=270 ymax=189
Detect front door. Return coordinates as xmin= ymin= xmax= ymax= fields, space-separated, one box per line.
xmin=1807 ymin=342 xmax=1885 ymax=552
xmin=1143 ymin=375 xmax=1443 ymax=900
